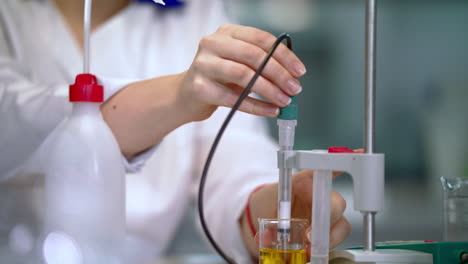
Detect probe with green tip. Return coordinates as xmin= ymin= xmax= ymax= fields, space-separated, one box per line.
xmin=276 ymin=96 xmax=298 ymax=246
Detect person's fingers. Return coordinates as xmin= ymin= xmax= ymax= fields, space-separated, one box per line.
xmin=291 ymin=170 xmax=346 ymax=203
xmin=292 ymin=170 xmax=314 ymax=194
xmin=304 ymin=226 xmax=312 ymax=243
xmin=302 ymin=191 xmax=346 ymax=234
xmin=332 ymin=171 xmax=343 ymax=179
xmin=192 ymin=78 xmax=279 ymax=117
xmin=227 ymin=84 xmax=282 ymax=117
xmin=304 ymin=217 xmax=351 ymax=250
xmin=330 ymin=191 xmax=347 ymax=226
xmin=291 ymin=171 xmax=347 ymax=224
xmin=216 ymin=24 xmax=306 ymax=78
xmin=330 ymin=217 xmax=351 ymax=249
xmin=199 ymin=57 xmax=291 ymax=107
xmin=304 ymin=227 xmax=312 ymax=261
xmin=290 ymin=170 xmax=314 ymax=220
xmin=201 ymin=35 xmax=302 ymax=97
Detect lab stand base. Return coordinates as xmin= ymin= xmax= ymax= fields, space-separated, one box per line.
xmin=329 ymin=249 xmax=432 ymax=264
xmin=329 ymin=241 xmax=468 ymax=264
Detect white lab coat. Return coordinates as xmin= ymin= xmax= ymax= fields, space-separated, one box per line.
xmin=0 ymin=0 xmax=279 ymax=262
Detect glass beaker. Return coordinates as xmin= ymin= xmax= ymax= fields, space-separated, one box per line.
xmin=441 ymin=177 xmax=468 ymax=241
xmin=258 ymin=218 xmax=308 ymax=264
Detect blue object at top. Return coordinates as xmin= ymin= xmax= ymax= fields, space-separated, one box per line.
xmin=135 ymin=0 xmax=185 ymax=8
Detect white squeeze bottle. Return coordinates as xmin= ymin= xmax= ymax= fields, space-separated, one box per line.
xmin=41 ymin=73 xmax=125 ymax=264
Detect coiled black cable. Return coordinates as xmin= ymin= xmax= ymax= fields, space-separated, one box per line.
xmin=197 ymin=33 xmax=292 ymax=264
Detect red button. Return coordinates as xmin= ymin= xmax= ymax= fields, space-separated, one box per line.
xmin=328 ymin=147 xmax=354 ymax=153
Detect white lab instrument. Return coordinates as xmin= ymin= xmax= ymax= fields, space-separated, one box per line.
xmin=328 ymin=1 xmax=437 ymax=262
xmin=278 ymin=149 xmax=386 ymax=264
xmin=329 ymin=249 xmax=433 ymax=264
xmin=276 ymin=0 xmax=442 ymax=263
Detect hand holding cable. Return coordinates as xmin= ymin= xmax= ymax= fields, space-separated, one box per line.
xmin=102 ymin=24 xmax=304 ymax=158
xmin=178 ymin=24 xmax=305 ymax=122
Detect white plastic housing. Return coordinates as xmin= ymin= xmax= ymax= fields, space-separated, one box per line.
xmin=277 ymin=119 xmax=297 ymax=229
xmin=310 ymin=170 xmax=332 ymax=264
xmin=43 ymin=102 xmax=125 ymax=264
xmin=278 ymin=150 xmax=385 ymax=212
xmin=277 ymin=119 xmax=297 ymax=148
xmin=329 ymin=249 xmax=433 ymax=264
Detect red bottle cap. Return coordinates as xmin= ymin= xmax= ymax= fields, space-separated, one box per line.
xmin=328 ymin=147 xmax=354 ymax=153
xmin=69 ymin=74 xmax=104 ymax=102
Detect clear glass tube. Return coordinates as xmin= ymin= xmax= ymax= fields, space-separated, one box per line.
xmin=277 ymin=119 xmax=297 ymax=233
xmin=441 ymin=177 xmax=468 ymax=241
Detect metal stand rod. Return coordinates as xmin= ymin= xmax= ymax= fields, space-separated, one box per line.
xmin=363 ymin=212 xmax=376 ymax=251
xmin=363 ymin=0 xmax=377 ymax=252
xmin=364 ymin=0 xmax=376 ymax=154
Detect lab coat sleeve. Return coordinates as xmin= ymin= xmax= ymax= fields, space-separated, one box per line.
xmin=195 ymin=109 xmax=278 ymax=263
xmin=0 ymin=48 xmax=155 ymax=180
xmin=0 ymin=37 xmax=69 ymax=179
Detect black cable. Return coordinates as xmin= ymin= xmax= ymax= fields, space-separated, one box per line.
xmin=197 ymin=33 xmax=292 ymax=264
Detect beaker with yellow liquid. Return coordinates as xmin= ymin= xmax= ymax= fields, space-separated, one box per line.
xmin=260 ymin=248 xmax=307 ymax=264
xmin=258 ymin=219 xmax=308 ymax=264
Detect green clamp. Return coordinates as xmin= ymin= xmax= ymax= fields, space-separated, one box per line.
xmin=278 ymin=96 xmax=298 ymax=120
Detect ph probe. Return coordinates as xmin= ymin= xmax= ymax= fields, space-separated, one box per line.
xmin=277 ymin=97 xmax=298 ymax=243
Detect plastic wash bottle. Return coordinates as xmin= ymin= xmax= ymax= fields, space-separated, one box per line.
xmin=41 ymin=74 xmax=125 ymax=264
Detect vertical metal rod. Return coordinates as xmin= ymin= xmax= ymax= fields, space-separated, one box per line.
xmin=363 ymin=0 xmax=377 ymax=252
xmin=364 ymin=0 xmax=376 ymax=154
xmin=363 ymin=212 xmax=376 ymax=251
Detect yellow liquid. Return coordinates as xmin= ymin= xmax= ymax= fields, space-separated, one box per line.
xmin=259 ymin=248 xmax=307 ymax=264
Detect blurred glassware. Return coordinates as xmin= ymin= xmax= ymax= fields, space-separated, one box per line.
xmin=424 ymin=79 xmax=468 ymax=197
xmin=441 ymin=177 xmax=468 ymax=242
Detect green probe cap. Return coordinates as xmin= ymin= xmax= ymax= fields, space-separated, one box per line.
xmin=278 ymin=96 xmax=298 ymax=120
